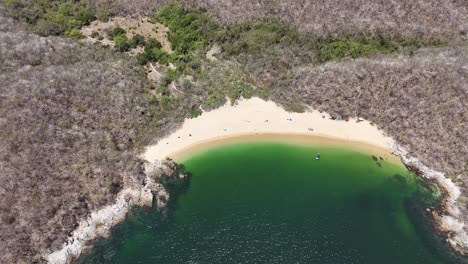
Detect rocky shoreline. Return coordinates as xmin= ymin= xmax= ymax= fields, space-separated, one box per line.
xmin=46 ymin=146 xmax=467 ymax=263
xmin=45 ymin=158 xmax=187 ymax=264
xmin=393 ymin=144 xmax=467 ymax=256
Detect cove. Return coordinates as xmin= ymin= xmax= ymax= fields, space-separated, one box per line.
xmin=78 ymin=139 xmax=456 ymax=263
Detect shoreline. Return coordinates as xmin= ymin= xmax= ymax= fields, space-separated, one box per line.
xmin=394 ymin=144 xmax=467 ymax=254
xmin=168 ymin=132 xmax=402 ymax=166
xmin=142 ymin=97 xmax=466 ymax=255
xmin=47 ymin=97 xmax=466 ymax=263
xmin=143 ymin=97 xmax=395 ymax=162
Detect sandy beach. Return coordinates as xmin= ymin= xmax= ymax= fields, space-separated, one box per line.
xmin=141 ymin=97 xmax=467 ymax=253
xmin=143 ymin=97 xmax=395 ymax=162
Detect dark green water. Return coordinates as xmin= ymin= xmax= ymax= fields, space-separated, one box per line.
xmin=79 ymin=142 xmax=456 ymax=264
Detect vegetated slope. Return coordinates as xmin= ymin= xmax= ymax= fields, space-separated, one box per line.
xmin=0 ymin=13 xmax=151 ymax=263
xmin=5 ymin=0 xmax=466 ymax=39
xmin=84 ymin=0 xmax=468 ymax=39
xmin=1 ymin=2 xmax=467 ymax=263
xmin=267 ymin=47 xmax=468 ymax=213
xmin=268 ymin=48 xmax=468 ymax=178
xmin=0 ymin=7 xmax=206 ymax=262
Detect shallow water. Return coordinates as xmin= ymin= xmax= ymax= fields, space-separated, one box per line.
xmin=78 ymin=141 xmax=455 ymax=263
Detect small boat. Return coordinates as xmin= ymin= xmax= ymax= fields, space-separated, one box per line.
xmin=316 ymin=153 xmax=321 ymax=160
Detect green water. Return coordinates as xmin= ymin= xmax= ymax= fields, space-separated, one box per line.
xmin=79 ymin=142 xmax=456 ymax=263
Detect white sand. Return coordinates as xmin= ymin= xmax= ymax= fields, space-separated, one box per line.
xmin=143 ymin=97 xmax=394 ymax=162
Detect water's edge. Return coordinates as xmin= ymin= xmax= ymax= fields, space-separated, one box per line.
xmin=393 ymin=143 xmax=467 ymax=255
xmin=44 ymin=140 xmax=467 ymax=263
xmin=45 ymin=159 xmax=186 ymax=264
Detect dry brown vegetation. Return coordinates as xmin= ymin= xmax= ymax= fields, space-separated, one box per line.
xmin=88 ymin=0 xmax=468 ymax=39
xmin=269 ymin=47 xmax=468 ymax=175
xmin=0 ymin=1 xmax=467 ymax=263
xmin=0 ymin=9 xmax=149 ymax=262
xmin=255 ymin=47 xmax=468 ymax=248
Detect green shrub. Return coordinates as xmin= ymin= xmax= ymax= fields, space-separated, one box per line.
xmin=136 ymin=52 xmax=149 ymax=65
xmin=136 ymin=47 xmax=170 ymax=65
xmin=107 ymin=26 xmax=126 ymax=40
xmin=145 ymin=38 xmax=162 ymax=50
xmin=318 ymin=37 xmax=400 ymax=62
xmin=130 ymin=34 xmax=146 ymax=47
xmin=22 ymin=1 xmax=96 ymax=37
xmin=156 ymin=85 xmax=169 ymax=95
xmin=190 ymin=104 xmax=202 ymax=117
xmin=160 ymin=95 xmax=171 ymax=108
xmin=155 ymin=4 xmax=218 ymax=55
xmin=113 ymin=35 xmax=130 ymax=52
xmin=162 ymin=68 xmax=180 ymax=86
xmin=203 ymin=90 xmax=227 ymax=109
xmin=68 ymin=28 xmax=85 ymax=39
xmin=242 ymin=86 xmax=255 ymax=99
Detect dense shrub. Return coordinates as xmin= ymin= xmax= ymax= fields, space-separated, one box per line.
xmin=2 ymin=0 xmax=96 ymax=36
xmin=137 ymin=47 xmax=169 ymax=65
xmin=152 ymin=5 xmax=450 ymax=69
xmin=67 ymin=28 xmax=85 ymax=39
xmin=130 ymin=33 xmax=146 ymax=47
xmin=146 ymin=37 xmax=163 ymax=49
xmin=107 ymin=26 xmax=126 ymax=40
xmin=155 ymin=3 xmax=218 ymax=55
xmin=113 ymin=35 xmax=131 ymax=51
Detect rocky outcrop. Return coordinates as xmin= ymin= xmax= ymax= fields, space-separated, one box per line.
xmin=394 ymin=144 xmax=468 ymax=255
xmin=45 ymin=158 xmax=188 ymax=264
xmin=145 ymin=158 xmax=188 ymax=210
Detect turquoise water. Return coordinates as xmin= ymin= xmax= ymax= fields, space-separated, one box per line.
xmin=79 ymin=141 xmax=457 ymax=263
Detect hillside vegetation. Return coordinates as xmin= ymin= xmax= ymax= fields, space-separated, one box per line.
xmin=0 ymin=26 xmax=147 ymax=263
xmin=0 ymin=1 xmax=467 ymax=263
xmin=61 ymin=0 xmax=468 ymax=39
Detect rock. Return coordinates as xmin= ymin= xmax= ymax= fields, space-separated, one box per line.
xmin=139 ymin=188 xmax=153 ymax=208
xmin=156 ymin=189 xmax=170 ymax=210
xmin=48 ymin=159 xmax=190 ymax=263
